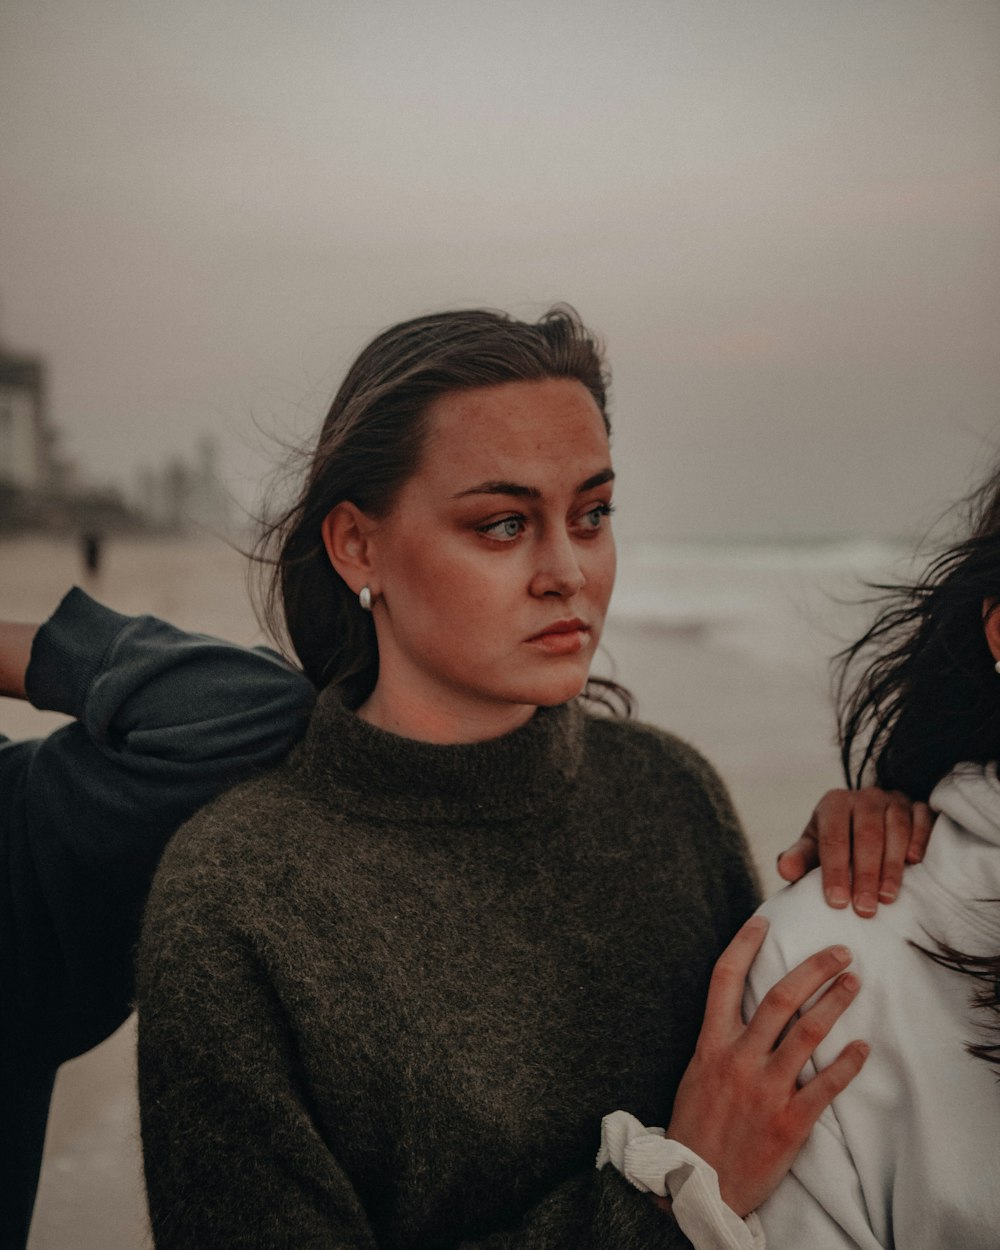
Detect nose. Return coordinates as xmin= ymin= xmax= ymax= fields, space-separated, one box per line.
xmin=529 ymin=530 xmax=586 ymax=599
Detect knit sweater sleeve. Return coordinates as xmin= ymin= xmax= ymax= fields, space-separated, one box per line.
xmin=138 ymin=906 xmax=697 ymax=1249
xmin=456 ymin=1168 xmax=698 ymax=1248
xmin=138 ymin=827 xmax=699 ymax=1250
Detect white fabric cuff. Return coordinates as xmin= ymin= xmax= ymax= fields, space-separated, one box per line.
xmin=596 ymin=1111 xmax=765 ymax=1250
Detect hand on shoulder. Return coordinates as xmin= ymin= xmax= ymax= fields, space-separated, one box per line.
xmin=777 ymin=787 xmax=933 ymax=917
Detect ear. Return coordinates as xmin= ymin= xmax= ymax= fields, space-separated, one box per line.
xmin=321 ymin=502 xmax=379 ymax=596
xmin=983 ymin=597 xmax=1000 ymax=664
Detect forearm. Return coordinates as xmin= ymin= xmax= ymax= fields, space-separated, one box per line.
xmin=0 ymin=622 xmax=39 ymax=700
xmin=27 ymin=586 xmax=314 ymax=762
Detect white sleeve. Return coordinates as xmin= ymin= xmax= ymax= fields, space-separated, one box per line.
xmin=754 ymin=1114 xmax=882 ymax=1249
xmin=743 ymin=924 xmax=884 ymax=1250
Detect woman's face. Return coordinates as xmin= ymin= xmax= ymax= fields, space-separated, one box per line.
xmin=360 ymin=377 xmax=616 ymax=741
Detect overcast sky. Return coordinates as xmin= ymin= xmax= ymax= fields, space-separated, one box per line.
xmin=1 ymin=0 xmax=998 ymax=540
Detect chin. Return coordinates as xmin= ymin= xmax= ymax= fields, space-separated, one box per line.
xmin=522 ymin=671 xmax=591 ymax=708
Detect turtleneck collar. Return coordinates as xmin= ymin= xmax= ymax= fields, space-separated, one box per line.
xmin=292 ymin=685 xmax=587 ymax=825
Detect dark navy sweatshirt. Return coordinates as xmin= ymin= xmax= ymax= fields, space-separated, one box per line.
xmin=0 ymin=588 xmax=314 ymax=1248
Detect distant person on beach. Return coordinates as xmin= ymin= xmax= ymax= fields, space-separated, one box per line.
xmin=134 ymin=306 xmax=929 ymax=1249
xmin=80 ymin=529 xmax=103 ymax=578
xmin=0 ymin=591 xmax=314 ymax=1248
xmin=749 ymin=463 xmax=1000 ymax=1246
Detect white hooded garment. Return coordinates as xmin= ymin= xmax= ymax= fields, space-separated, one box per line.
xmin=746 ymin=762 xmax=1000 ymax=1249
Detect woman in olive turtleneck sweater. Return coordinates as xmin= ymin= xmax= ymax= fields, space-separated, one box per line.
xmin=137 ymin=307 xmax=870 ymax=1249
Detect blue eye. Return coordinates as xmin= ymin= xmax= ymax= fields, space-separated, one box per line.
xmin=479 ymin=515 xmax=526 ymax=541
xmin=580 ymin=503 xmax=614 ymax=530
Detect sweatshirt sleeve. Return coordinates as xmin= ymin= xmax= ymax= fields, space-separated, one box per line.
xmin=5 ymin=587 xmax=315 ymax=1064
xmin=26 ymin=586 xmax=315 ymax=768
xmin=137 ymin=872 xmax=696 ymax=1250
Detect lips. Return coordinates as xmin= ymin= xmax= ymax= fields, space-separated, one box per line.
xmin=527 ymin=618 xmax=589 ymax=642
xmin=525 ymin=619 xmax=591 ymax=655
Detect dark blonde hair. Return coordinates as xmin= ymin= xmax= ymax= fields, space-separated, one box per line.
xmin=253 ymin=305 xmax=624 ymax=708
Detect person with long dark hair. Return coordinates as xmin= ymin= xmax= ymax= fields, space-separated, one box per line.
xmin=135 ymin=305 xmax=891 ymax=1248
xmin=748 ymin=465 xmax=1000 ymax=1246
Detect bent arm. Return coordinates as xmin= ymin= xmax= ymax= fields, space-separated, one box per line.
xmin=5 ymin=588 xmax=316 ymax=1063
xmin=26 ymin=587 xmax=315 ymax=773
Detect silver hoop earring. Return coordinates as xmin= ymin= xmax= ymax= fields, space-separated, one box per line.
xmin=359 ymin=586 xmax=373 ymax=612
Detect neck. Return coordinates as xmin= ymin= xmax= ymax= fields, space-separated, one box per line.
xmin=357 ymin=674 xmax=536 ymax=745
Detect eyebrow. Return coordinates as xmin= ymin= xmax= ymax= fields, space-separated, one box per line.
xmin=452 ymin=468 xmax=615 ymax=500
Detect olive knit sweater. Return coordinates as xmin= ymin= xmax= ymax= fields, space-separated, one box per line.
xmin=137 ymin=690 xmax=760 ymax=1249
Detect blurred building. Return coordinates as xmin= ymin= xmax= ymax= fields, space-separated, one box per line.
xmin=0 ymin=329 xmax=232 ymax=536
xmin=0 ymin=335 xmax=138 ymax=533
xmin=0 ymin=346 xmax=54 ymax=492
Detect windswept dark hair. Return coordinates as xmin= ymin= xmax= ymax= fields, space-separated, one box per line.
xmin=835 ymin=456 xmax=1000 ymax=1070
xmin=837 ymin=460 xmax=1000 ymax=800
xmin=252 ymin=304 xmax=630 ymax=714
xmin=919 ymin=940 xmax=1000 ymax=1071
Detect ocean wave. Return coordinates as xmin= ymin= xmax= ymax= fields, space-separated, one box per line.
xmin=607 ymin=536 xmax=912 ymax=668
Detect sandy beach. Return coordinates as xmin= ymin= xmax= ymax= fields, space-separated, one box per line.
xmin=2 ymin=533 xmax=849 ymax=1250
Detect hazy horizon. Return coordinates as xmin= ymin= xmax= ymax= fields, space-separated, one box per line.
xmin=2 ymin=0 xmax=998 ymax=543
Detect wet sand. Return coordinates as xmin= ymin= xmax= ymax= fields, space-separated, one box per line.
xmin=2 ymin=534 xmax=843 ymax=1249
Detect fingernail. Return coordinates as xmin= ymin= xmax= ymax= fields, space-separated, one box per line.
xmin=840 ymin=972 xmax=860 ymax=992
xmin=907 ymin=849 xmax=924 ymax=863
xmin=826 ymin=887 xmax=849 ymax=908
xmin=831 ymin=944 xmax=851 ymax=963
xmin=878 ymin=886 xmax=897 ymax=903
xmin=746 ymin=915 xmax=769 ymax=933
xmin=855 ymin=893 xmax=877 ymax=917
xmin=855 ymin=1041 xmax=871 ymax=1059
